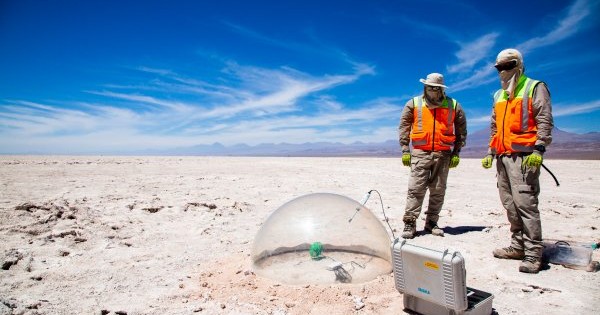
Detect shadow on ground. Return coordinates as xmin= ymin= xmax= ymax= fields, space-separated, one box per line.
xmin=441 ymin=225 xmax=488 ymax=235
xmin=412 ymin=225 xmax=487 ymax=237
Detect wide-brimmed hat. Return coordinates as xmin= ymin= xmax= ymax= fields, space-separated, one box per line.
xmin=419 ymin=73 xmax=447 ymax=88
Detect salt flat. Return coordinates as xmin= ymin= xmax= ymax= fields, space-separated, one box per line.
xmin=1 ymin=156 xmax=598 ymax=314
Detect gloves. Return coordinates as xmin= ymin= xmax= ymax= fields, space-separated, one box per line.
xmin=522 ymin=151 xmax=543 ymax=168
xmin=481 ymin=154 xmax=493 ymax=169
xmin=402 ymin=152 xmax=411 ymax=167
xmin=449 ymin=155 xmax=460 ymax=168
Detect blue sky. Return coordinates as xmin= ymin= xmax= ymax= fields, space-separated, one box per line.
xmin=1 ymin=0 xmax=599 ymax=154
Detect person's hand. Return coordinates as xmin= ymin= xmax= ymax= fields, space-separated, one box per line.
xmin=481 ymin=154 xmax=493 ymax=169
xmin=449 ymin=155 xmax=460 ymax=168
xmin=522 ymin=151 xmax=543 ymax=168
xmin=402 ymin=153 xmax=411 ymax=167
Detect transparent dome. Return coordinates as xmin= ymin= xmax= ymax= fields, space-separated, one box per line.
xmin=252 ymin=193 xmax=392 ymax=285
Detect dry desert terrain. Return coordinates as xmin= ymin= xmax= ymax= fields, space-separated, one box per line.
xmin=1 ymin=156 xmax=599 ymax=314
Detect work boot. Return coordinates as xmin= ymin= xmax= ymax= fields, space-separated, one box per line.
xmin=519 ymin=256 xmax=541 ymax=274
xmin=492 ymin=246 xmax=525 ymax=260
xmin=424 ymin=221 xmax=444 ymax=237
xmin=402 ymin=221 xmax=416 ymax=239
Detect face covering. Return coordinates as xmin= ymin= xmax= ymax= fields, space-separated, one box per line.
xmin=499 ymin=67 xmax=522 ymax=99
xmin=424 ymin=87 xmax=445 ymax=106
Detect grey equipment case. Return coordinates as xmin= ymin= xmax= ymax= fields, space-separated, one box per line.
xmin=391 ymin=239 xmax=494 ymax=315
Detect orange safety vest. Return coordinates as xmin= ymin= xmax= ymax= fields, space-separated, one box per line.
xmin=490 ymin=75 xmax=540 ymax=155
xmin=410 ymin=96 xmax=457 ymax=151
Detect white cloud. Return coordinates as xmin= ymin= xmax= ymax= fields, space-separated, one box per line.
xmin=553 ymin=100 xmax=600 ymax=117
xmin=315 ymin=95 xmax=344 ymax=111
xmin=449 ymin=66 xmax=496 ymax=92
xmin=516 ymin=0 xmax=592 ymax=54
xmin=88 ymin=91 xmax=196 ymax=113
xmin=0 ymin=101 xmax=101 ymax=135
xmin=450 ymin=0 xmax=594 ymax=92
xmin=447 ymin=33 xmax=499 ymax=74
xmin=0 ymin=60 xmax=390 ymax=153
xmin=226 ymin=101 xmax=401 ymax=133
xmin=468 ymin=114 xmax=492 ymax=125
xmin=0 ymin=96 xmax=402 ymax=153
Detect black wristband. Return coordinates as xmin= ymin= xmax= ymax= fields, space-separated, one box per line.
xmin=534 ymin=145 xmax=546 ymax=153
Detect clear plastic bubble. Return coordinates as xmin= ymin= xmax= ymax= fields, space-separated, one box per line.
xmin=251 ymin=193 xmax=392 ymax=284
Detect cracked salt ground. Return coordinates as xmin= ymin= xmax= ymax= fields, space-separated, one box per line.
xmin=0 ymin=156 xmax=598 ymax=314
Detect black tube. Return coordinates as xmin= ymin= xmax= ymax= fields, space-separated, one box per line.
xmin=541 ymin=163 xmax=560 ymax=187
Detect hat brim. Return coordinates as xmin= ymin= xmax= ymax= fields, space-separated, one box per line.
xmin=419 ymin=78 xmax=447 ymax=88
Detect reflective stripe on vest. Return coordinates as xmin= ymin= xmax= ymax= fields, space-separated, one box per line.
xmin=414 ymin=97 xmax=456 ymax=131
xmin=412 ymin=96 xmax=456 ymax=148
xmin=415 ymin=97 xmax=423 ymax=131
xmin=520 ymin=79 xmax=535 ymax=133
xmin=492 ymin=76 xmax=541 ymax=154
xmin=412 ymin=97 xmax=427 ymax=146
xmin=494 ymin=78 xmax=539 ymax=133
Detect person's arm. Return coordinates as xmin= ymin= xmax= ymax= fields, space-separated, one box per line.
xmin=487 ymin=95 xmax=498 ymax=155
xmin=453 ymin=102 xmax=467 ymax=154
xmin=532 ymin=83 xmax=553 ymax=147
xmin=398 ymin=99 xmax=415 ymax=152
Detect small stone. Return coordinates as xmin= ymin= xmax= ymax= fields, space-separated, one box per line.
xmin=220 ymin=303 xmax=226 ymax=309
xmin=27 ymin=301 xmax=41 ymax=309
xmin=522 ymin=287 xmax=533 ymax=293
xmin=586 ymin=260 xmax=599 ymax=272
xmin=353 ymin=296 xmax=365 ymax=310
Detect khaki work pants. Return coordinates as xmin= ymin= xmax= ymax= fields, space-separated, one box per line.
xmin=496 ymin=154 xmax=543 ymax=258
xmin=403 ymin=149 xmax=451 ymax=224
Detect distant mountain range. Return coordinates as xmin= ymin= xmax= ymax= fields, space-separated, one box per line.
xmin=156 ymin=128 xmax=599 ymax=159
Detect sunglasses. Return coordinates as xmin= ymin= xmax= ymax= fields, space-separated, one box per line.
xmin=495 ymin=59 xmax=518 ymax=72
xmin=426 ymin=86 xmax=442 ymax=91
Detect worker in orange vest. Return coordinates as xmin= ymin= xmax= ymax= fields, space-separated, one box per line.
xmin=399 ymin=73 xmax=467 ymax=239
xmin=482 ymin=48 xmax=554 ymax=274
